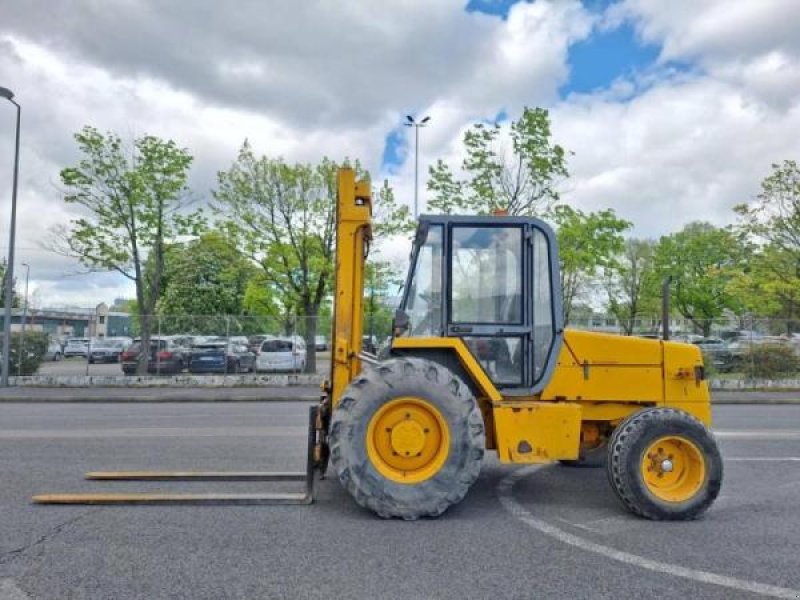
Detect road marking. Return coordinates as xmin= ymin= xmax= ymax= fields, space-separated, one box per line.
xmin=498 ymin=466 xmax=800 ymax=599
xmin=726 ymin=457 xmax=800 ymax=462
xmin=0 ymin=578 xmax=31 ymax=600
xmin=714 ymin=430 xmax=800 ymax=440
xmin=0 ymin=426 xmax=307 ymax=439
xmin=555 ymin=514 xmax=642 ymax=535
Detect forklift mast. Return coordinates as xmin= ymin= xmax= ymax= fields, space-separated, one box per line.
xmin=327 ymin=168 xmax=373 ymax=408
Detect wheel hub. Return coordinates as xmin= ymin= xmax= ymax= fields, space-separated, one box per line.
xmin=641 ymin=436 xmax=706 ymax=502
xmin=390 ymin=420 xmax=426 ymax=457
xmin=366 ymin=396 xmax=450 ymax=484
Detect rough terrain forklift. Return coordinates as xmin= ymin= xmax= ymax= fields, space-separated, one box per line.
xmin=35 ymin=168 xmax=722 ymax=521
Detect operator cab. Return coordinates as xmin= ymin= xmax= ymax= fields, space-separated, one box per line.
xmin=395 ymin=215 xmax=564 ymax=393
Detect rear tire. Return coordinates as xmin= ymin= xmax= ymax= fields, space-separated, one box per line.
xmin=330 ymin=357 xmax=485 ymax=520
xmin=607 ymin=407 xmax=722 ymax=521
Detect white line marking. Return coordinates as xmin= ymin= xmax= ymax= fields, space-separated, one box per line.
xmin=498 ymin=466 xmax=800 ymax=599
xmin=714 ymin=430 xmax=800 ymax=440
xmin=0 ymin=578 xmax=31 ymax=600
xmin=0 ymin=426 xmax=306 ymax=439
xmin=726 ymin=457 xmax=800 ymax=462
xmin=557 ymin=514 xmax=641 ymax=535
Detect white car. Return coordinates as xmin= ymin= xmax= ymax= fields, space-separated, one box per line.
xmin=256 ymin=337 xmax=306 ymax=372
xmin=63 ymin=338 xmax=90 ymax=358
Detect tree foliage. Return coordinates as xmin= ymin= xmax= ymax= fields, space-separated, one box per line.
xmin=653 ymin=222 xmax=745 ymax=336
xmin=733 ymin=160 xmax=800 ymax=332
xmin=427 ymin=107 xmax=568 ymax=216
xmin=604 ymin=238 xmax=659 ymax=335
xmin=552 ymin=206 xmax=630 ymax=324
xmin=55 ymin=126 xmax=203 ymax=372
xmin=0 ymin=258 xmax=19 ymax=309
xmin=156 ymin=232 xmax=257 ymax=333
xmin=213 ymin=141 xmax=409 ymax=372
xmin=364 ymin=260 xmax=403 ymax=344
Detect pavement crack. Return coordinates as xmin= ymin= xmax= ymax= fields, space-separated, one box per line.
xmin=0 ymin=509 xmax=98 ymax=566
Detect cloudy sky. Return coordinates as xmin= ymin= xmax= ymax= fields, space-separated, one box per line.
xmin=0 ymin=0 xmax=799 ymax=309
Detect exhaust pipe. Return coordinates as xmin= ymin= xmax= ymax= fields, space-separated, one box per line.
xmin=662 ymin=276 xmax=672 ymax=341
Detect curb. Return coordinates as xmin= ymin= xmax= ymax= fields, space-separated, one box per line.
xmin=0 ymin=395 xmax=320 ymax=403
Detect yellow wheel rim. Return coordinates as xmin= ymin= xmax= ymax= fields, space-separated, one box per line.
xmin=641 ymin=436 xmax=706 ymax=502
xmin=366 ymin=396 xmax=450 ymax=484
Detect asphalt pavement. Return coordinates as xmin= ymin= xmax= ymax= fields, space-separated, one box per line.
xmin=0 ymin=386 xmax=797 ymax=404
xmin=0 ymin=402 xmax=798 ymax=599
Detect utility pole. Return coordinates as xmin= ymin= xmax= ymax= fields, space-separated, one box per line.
xmin=404 ymin=115 xmax=430 ymax=218
xmin=0 ymin=86 xmax=20 ymax=386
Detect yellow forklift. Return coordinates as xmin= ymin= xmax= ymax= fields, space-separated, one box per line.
xmin=35 ymin=168 xmax=722 ymax=521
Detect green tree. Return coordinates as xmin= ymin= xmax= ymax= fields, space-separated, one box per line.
xmin=364 ymin=261 xmax=403 ymax=345
xmin=653 ymin=222 xmax=744 ymax=337
xmin=553 ymin=206 xmax=630 ymax=324
xmin=425 ymin=108 xmax=628 ymax=323
xmin=0 ymin=258 xmax=19 ymax=309
xmin=54 ymin=126 xmax=203 ymax=373
xmin=427 ymin=107 xmax=568 ymax=216
xmin=156 ymin=232 xmax=257 ymax=334
xmin=604 ymin=238 xmax=659 ymax=335
xmin=734 ymin=160 xmax=800 ymax=333
xmin=213 ymin=142 xmax=409 ymax=373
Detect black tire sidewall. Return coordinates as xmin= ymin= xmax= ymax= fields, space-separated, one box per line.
xmin=609 ymin=408 xmax=723 ymax=520
xmin=331 ymin=358 xmax=484 ymax=519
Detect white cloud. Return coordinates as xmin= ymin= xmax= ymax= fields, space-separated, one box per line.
xmin=1 ymin=0 xmax=799 ymax=310
xmin=0 ymin=1 xmax=594 ymax=307
xmin=548 ymin=0 xmax=800 ymax=238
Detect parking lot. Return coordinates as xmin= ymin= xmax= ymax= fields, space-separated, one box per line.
xmin=37 ymin=354 xmax=332 ymax=377
xmin=0 ymin=402 xmax=798 ymax=599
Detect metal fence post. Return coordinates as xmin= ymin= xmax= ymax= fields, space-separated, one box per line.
xmin=225 ymin=315 xmax=230 ymax=376
xmin=157 ymin=315 xmax=162 ymax=375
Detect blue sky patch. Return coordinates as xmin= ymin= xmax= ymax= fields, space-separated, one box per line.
xmin=564 ymin=20 xmax=660 ymax=96
xmin=381 ymin=128 xmax=407 ymax=173
xmin=466 ymin=0 xmax=617 ymax=19
xmin=465 ymin=0 xmax=521 ymax=19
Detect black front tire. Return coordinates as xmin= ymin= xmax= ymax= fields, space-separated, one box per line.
xmin=330 ymin=357 xmax=485 ymax=520
xmin=607 ymin=407 xmax=723 ymax=521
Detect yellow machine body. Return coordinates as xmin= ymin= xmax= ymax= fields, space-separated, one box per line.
xmin=326 ymin=169 xmax=711 ymax=467
xmin=393 ymin=332 xmax=708 ymax=464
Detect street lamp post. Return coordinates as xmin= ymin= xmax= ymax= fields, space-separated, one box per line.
xmin=17 ymin=262 xmax=29 ymax=376
xmin=0 ymin=86 xmax=20 ymax=386
xmin=404 ymin=115 xmax=430 ymax=218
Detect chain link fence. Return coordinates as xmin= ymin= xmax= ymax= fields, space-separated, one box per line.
xmin=32 ymin=313 xmax=800 ymax=383
xmin=569 ymin=316 xmax=800 ymax=381
xmin=36 ymin=314 xmax=394 ymax=379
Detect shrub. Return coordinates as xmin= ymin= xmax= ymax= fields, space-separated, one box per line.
xmin=741 ymin=343 xmax=800 ymax=379
xmin=0 ymin=331 xmax=49 ymax=376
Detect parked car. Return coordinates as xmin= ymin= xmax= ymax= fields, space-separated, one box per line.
xmin=63 ymin=338 xmax=90 ymax=358
xmin=120 ymin=337 xmax=188 ymax=375
xmin=314 ymin=335 xmax=328 ymax=351
xmin=88 ymin=338 xmax=129 ymax=364
xmin=188 ymin=342 xmax=256 ymax=374
xmin=256 ymin=337 xmax=306 ymax=372
xmin=691 ymin=337 xmax=736 ymax=371
xmin=44 ymin=340 xmax=63 ymax=361
xmin=247 ymin=334 xmax=274 ymax=354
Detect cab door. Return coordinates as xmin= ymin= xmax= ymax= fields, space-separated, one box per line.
xmin=446 ymin=222 xmax=561 ymax=392
xmin=446 ymin=223 xmax=530 ymax=389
